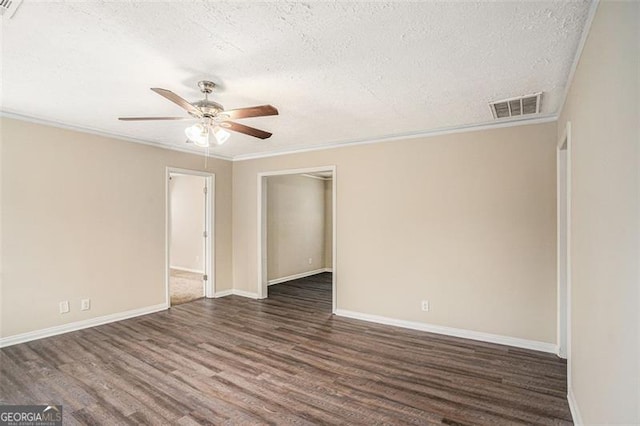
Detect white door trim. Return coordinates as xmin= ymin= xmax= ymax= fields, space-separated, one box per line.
xmin=557 ymin=122 xmax=572 ymax=364
xmin=257 ymin=166 xmax=337 ymax=313
xmin=166 ymin=167 xmax=216 ymax=305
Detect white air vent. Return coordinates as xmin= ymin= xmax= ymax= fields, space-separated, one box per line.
xmin=0 ymin=0 xmax=23 ymax=19
xmin=489 ymin=92 xmax=542 ymax=119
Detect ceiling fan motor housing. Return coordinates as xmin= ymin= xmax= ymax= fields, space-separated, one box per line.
xmin=192 ymin=99 xmax=224 ymax=118
xmin=193 ymin=81 xmax=226 ymax=118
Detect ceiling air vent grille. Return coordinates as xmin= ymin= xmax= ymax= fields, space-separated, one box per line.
xmin=489 ymin=92 xmax=542 ymax=119
xmin=0 ymin=0 xmax=23 ymax=18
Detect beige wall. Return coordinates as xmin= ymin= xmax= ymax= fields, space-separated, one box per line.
xmin=170 ymin=174 xmax=206 ymax=273
xmin=0 ymin=118 xmax=233 ymax=338
xmin=233 ymin=122 xmax=558 ymax=343
xmin=0 ymin=119 xmax=4 ymax=335
xmin=324 ymin=179 xmax=333 ymax=270
xmin=267 ymin=175 xmax=326 ymax=280
xmin=557 ymin=2 xmax=639 ymax=423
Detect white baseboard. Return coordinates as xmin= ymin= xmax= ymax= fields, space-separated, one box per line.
xmin=568 ymin=387 xmax=583 ymax=425
xmin=0 ymin=303 xmax=169 ymax=348
xmin=267 ymin=268 xmax=332 ymax=286
xmin=170 ymin=266 xmax=204 ymax=274
xmin=213 ymin=289 xmax=260 ymax=299
xmin=334 ymin=309 xmax=558 ymax=354
xmin=231 ymin=289 xmax=259 ymax=299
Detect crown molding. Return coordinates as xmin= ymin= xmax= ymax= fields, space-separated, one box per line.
xmin=556 ymin=0 xmax=600 ymax=117
xmin=1 ymin=109 xmax=558 ymax=163
xmin=0 ymin=110 xmax=234 ymax=161
xmin=232 ymin=114 xmax=558 ymax=161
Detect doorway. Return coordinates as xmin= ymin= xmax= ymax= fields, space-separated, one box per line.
xmin=258 ymin=166 xmax=336 ymax=313
xmin=166 ymin=168 xmax=215 ymax=306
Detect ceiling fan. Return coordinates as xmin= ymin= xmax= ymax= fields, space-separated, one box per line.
xmin=119 ymin=80 xmax=278 ymax=147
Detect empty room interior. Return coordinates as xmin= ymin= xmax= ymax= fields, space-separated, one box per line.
xmin=0 ymin=1 xmax=638 ymax=425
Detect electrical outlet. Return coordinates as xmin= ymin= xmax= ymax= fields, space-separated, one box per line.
xmin=421 ymin=300 xmax=430 ymax=312
xmin=308 ymin=257 xmax=313 ymax=265
xmin=81 ymin=298 xmax=91 ymax=311
xmin=59 ymin=301 xmax=70 ymax=314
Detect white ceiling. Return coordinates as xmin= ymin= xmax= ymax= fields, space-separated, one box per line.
xmin=1 ymin=1 xmax=592 ymax=160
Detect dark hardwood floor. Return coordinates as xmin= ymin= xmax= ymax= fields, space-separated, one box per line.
xmin=0 ymin=272 xmax=571 ymax=425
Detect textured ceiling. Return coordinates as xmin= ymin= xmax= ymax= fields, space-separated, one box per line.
xmin=1 ymin=1 xmax=591 ymax=159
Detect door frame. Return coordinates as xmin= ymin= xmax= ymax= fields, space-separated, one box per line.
xmin=166 ymin=167 xmax=215 ymax=305
xmin=257 ymin=165 xmax=337 ymax=313
xmin=557 ymin=122 xmax=571 ymax=361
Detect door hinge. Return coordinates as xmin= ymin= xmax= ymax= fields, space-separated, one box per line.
xmin=203 ymin=186 xmax=208 ymax=194
xmin=203 ymin=231 xmax=208 ymax=238
xmin=203 ymin=274 xmax=208 ymax=281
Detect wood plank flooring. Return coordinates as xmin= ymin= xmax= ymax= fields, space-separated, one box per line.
xmin=0 ymin=272 xmax=571 ymax=425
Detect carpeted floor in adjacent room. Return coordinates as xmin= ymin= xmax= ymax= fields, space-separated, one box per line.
xmin=170 ymin=269 xmax=204 ymax=305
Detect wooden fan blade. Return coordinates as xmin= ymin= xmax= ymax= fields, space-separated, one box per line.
xmin=221 ymin=121 xmax=272 ymax=139
xmin=222 ymin=105 xmax=278 ymax=120
xmin=150 ymin=88 xmax=202 ymax=117
xmin=118 ymin=117 xmax=192 ymax=121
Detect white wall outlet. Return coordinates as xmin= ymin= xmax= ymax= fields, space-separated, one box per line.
xmin=81 ymin=298 xmax=91 ymax=311
xmin=59 ymin=301 xmax=70 ymax=314
xmin=308 ymin=257 xmax=313 ymax=265
xmin=421 ymin=300 xmax=430 ymax=312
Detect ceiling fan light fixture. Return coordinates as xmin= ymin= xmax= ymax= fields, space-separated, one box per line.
xmin=212 ymin=126 xmax=231 ymax=146
xmin=185 ymin=123 xmax=210 ymax=147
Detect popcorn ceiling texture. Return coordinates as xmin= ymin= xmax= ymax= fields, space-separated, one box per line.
xmin=1 ymin=1 xmax=591 ymax=158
